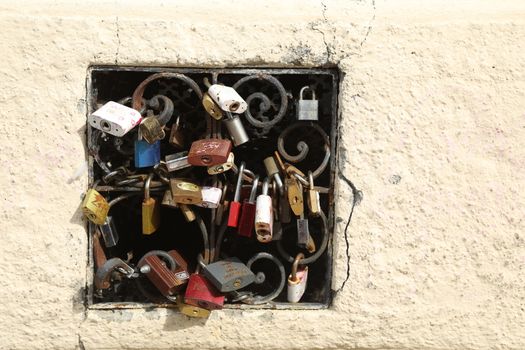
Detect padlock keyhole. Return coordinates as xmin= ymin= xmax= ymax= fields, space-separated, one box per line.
xmin=229 ymin=102 xmax=240 ymax=111
xmin=101 ymin=120 xmax=111 ymax=132
xmin=201 ymin=155 xmax=212 ymax=164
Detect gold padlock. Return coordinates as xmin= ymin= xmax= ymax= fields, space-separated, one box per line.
xmin=177 ymin=297 xmax=211 ymax=318
xmin=169 ymin=116 xmax=185 ymax=149
xmin=202 ymin=92 xmax=224 ymax=120
xmin=307 ymin=171 xmax=320 ymax=217
xmin=82 ymin=189 xmax=109 ymax=225
xmin=140 ymin=111 xmax=166 ymax=144
xmin=142 ymin=173 xmax=161 ymax=235
xmin=170 ymin=179 xmax=202 ymax=205
xmin=286 ymin=177 xmax=304 ymax=217
xmin=207 ymin=152 xmax=235 ymax=175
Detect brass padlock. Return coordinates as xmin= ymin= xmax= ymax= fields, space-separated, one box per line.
xmin=82 ymin=189 xmax=109 ymax=225
xmin=207 ymin=152 xmax=234 ymax=175
xmin=179 ymin=204 xmax=196 ymax=222
xmin=139 ymin=95 xmax=174 ymax=144
xmin=286 ymin=176 xmax=304 ymax=217
xmin=142 ymin=173 xmax=161 ymax=235
xmin=169 ymin=178 xmax=202 ymax=205
xmin=307 ymin=171 xmax=321 ymax=217
xmin=202 ymin=92 xmax=224 ymax=120
xmin=169 ymin=116 xmax=185 ymax=149
xmin=177 ymin=297 xmax=211 ymax=318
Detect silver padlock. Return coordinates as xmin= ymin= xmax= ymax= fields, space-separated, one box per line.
xmin=296 ymin=86 xmax=318 ymax=121
xmin=287 ymin=253 xmax=308 ymax=303
xmin=255 ymin=177 xmax=273 ymax=243
xmin=165 ymin=151 xmax=191 ymax=172
xmin=223 ymin=112 xmax=249 ymax=146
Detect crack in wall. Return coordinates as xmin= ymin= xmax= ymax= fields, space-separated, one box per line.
xmin=114 ymin=16 xmax=120 ymax=65
xmin=311 ymin=0 xmax=333 ymax=63
xmin=359 ymin=0 xmax=376 ymax=48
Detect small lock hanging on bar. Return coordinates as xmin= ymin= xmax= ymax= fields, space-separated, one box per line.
xmin=207 ymin=152 xmax=234 ymax=175
xmin=138 ymin=250 xmax=190 ymax=297
xmin=307 ymin=171 xmax=321 ymax=217
xmin=184 ymin=273 xmax=225 ymax=311
xmin=202 ymin=92 xmax=224 ymax=120
xmin=195 ymin=186 xmax=222 ymax=209
xmin=227 ymin=162 xmax=245 ymax=227
xmin=82 ymin=189 xmax=109 ymax=225
xmin=264 ymin=156 xmax=284 ymax=194
xmin=99 ymin=216 xmax=118 ymax=248
xmin=88 ymin=101 xmax=142 ymax=137
xmin=237 ymin=176 xmax=259 ymax=238
xmin=255 ymin=177 xmax=273 ymax=243
xmin=169 ymin=178 xmax=202 ymax=205
xmin=165 ymin=151 xmax=191 ymax=172
xmin=296 ymin=86 xmax=318 ymax=121
xmin=134 ymin=138 xmax=161 ymax=168
xmin=207 ymin=84 xmax=248 ymax=114
xmin=188 ymin=138 xmax=232 ymax=166
xmin=169 ymin=116 xmax=185 ymax=149
xmin=202 ymin=257 xmax=256 ymax=293
xmin=223 ymin=112 xmax=249 ymax=146
xmin=139 ymin=95 xmax=174 ymax=144
xmin=287 ymin=253 xmax=308 ymax=303
xmin=142 ymin=173 xmax=161 ymax=235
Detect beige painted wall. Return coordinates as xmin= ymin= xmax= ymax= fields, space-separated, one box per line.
xmin=0 ymin=0 xmax=524 ymax=349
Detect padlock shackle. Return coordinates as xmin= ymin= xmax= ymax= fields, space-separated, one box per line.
xmin=299 ymin=86 xmax=316 ymax=100
xmin=290 ymin=253 xmax=305 ymax=282
xmin=261 ymin=177 xmax=270 ymax=195
xmin=233 ymin=162 xmax=245 ymax=202
xmin=248 ymin=176 xmax=259 ymax=203
xmin=144 ymin=173 xmax=154 ymax=200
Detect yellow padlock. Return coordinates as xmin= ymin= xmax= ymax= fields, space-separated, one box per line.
xmin=177 ymin=297 xmax=211 ymax=318
xmin=286 ymin=177 xmax=304 ymax=217
xmin=202 ymin=92 xmax=224 ymax=120
xmin=82 ymin=189 xmax=109 ymax=225
xmin=142 ymin=173 xmax=161 ymax=235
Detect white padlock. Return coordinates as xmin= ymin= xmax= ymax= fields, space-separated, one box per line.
xmin=195 ymin=186 xmax=222 ymax=209
xmin=287 ymin=253 xmax=308 ymax=303
xmin=255 ymin=177 xmax=273 ymax=243
xmin=208 ymin=85 xmax=248 ymax=114
xmin=89 ymin=101 xmax=142 ymax=137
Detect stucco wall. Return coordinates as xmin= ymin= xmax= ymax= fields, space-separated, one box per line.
xmin=1 ymin=0 xmax=524 ymax=349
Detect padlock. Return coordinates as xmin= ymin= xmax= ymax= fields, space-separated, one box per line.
xmin=165 ymin=151 xmax=191 ymax=172
xmin=263 ymin=156 xmax=284 ymax=194
xmin=188 ymin=139 xmax=232 ymax=166
xmin=227 ymin=162 xmax=245 ymax=227
xmin=215 ymin=182 xmax=229 ymax=226
xmin=88 ymin=101 xmax=142 ymax=137
xmin=137 ymin=250 xmax=190 ymax=297
xmin=223 ymin=112 xmax=249 ymax=146
xmin=142 ymin=173 xmax=161 ymax=235
xmin=195 ymin=186 xmax=222 ymax=209
xmin=207 ymin=84 xmax=248 ymax=113
xmin=296 ymin=185 xmax=310 ymax=248
xmin=184 ymin=274 xmax=225 ymax=310
xmin=139 ymin=95 xmax=174 ymax=144
xmin=237 ymin=176 xmax=259 ymax=237
xmin=202 ymin=92 xmax=224 ymax=120
xmin=161 ymin=189 xmax=178 ymax=209
xmin=82 ymin=189 xmax=109 ymax=225
xmin=307 ymin=171 xmax=321 ymax=217
xmin=296 ymin=86 xmax=318 ymax=121
xmin=255 ymin=177 xmax=273 ymax=243
xmin=180 ymin=204 xmax=196 ymax=222
xmin=287 ymin=253 xmax=308 ymax=303
xmin=95 ymin=258 xmax=135 ymax=290
xmin=134 ymin=139 xmax=161 ymax=168
xmin=99 ymin=216 xmax=119 ymax=248
xmin=169 ymin=178 xmax=202 ymax=205
xmin=169 ymin=116 xmax=185 ymax=149
xmin=177 ymin=297 xmax=211 ymax=318
xmin=286 ymin=176 xmax=304 ymax=217
xmin=202 ymin=257 xmax=256 ymax=292
xmin=207 ymin=152 xmax=234 ymax=175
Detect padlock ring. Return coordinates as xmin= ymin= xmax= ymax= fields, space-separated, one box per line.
xmin=276 ymin=209 xmax=329 ymax=265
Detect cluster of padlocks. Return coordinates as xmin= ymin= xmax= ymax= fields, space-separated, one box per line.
xmin=84 ymin=71 xmax=332 ymax=317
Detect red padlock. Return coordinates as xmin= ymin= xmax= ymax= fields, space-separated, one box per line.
xmin=138 ymin=250 xmax=190 ymax=297
xmin=227 ymin=162 xmax=245 ymax=227
xmin=184 ymin=274 xmax=225 ymax=310
xmin=188 ymin=139 xmax=232 ymax=166
xmin=237 ymin=176 xmax=259 ymax=237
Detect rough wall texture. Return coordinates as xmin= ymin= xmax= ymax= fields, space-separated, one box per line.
xmin=0 ymin=0 xmax=524 ymax=349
